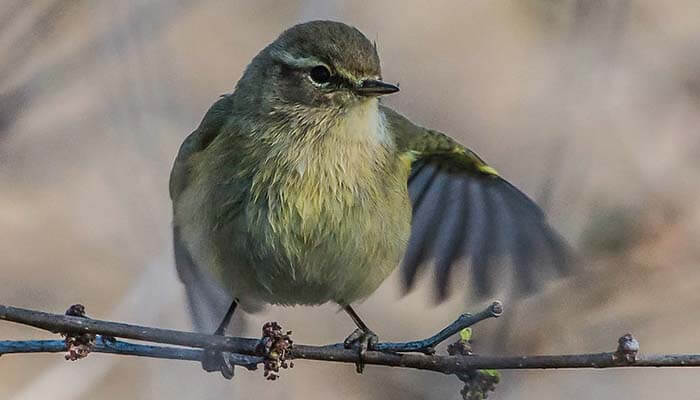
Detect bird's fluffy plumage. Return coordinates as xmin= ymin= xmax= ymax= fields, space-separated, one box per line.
xmin=170 ymin=20 xmax=570 ymax=331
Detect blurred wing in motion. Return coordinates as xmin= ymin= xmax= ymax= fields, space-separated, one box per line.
xmin=382 ymin=105 xmax=572 ymax=301
xmin=173 ymin=227 xmax=233 ymax=332
xmin=403 ymin=159 xmax=571 ymax=301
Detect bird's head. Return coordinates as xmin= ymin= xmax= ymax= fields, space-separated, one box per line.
xmin=235 ymin=21 xmax=399 ymax=113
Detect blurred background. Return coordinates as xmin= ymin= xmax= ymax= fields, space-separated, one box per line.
xmin=1 ymin=1 xmax=699 ymax=399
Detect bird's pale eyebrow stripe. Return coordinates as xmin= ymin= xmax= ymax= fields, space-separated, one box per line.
xmin=269 ymin=48 xmax=327 ymax=70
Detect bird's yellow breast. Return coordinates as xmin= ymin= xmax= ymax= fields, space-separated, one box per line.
xmin=241 ymin=100 xmax=412 ymax=305
xmin=176 ymin=100 xmax=413 ymax=307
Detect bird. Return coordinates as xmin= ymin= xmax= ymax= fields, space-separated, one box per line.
xmin=169 ymin=20 xmax=570 ymax=378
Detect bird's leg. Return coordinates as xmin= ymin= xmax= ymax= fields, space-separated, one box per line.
xmin=201 ymin=298 xmax=239 ymax=379
xmin=343 ymin=305 xmax=378 ymax=373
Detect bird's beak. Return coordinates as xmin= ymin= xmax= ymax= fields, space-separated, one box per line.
xmin=355 ymin=79 xmax=400 ymax=97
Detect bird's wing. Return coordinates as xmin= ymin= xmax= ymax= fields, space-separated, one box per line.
xmin=169 ymin=94 xmax=234 ymax=201
xmin=170 ymin=94 xmax=237 ymax=332
xmin=382 ymin=105 xmax=572 ymax=301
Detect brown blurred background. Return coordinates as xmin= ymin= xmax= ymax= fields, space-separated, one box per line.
xmin=2 ymin=1 xmax=700 ymax=399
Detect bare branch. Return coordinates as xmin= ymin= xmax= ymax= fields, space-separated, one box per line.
xmin=2 ymin=302 xmax=700 ymax=378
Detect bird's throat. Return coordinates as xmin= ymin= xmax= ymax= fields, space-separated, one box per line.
xmin=250 ymin=99 xmax=396 ymax=232
xmin=257 ymin=99 xmax=393 ymax=191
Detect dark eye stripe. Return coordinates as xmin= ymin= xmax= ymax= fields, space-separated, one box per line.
xmin=306 ymin=64 xmax=359 ymax=92
xmin=331 ymin=72 xmax=365 ymax=92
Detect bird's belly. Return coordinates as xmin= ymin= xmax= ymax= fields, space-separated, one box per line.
xmin=241 ymin=178 xmax=412 ymax=306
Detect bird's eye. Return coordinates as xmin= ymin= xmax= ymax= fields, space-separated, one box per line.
xmin=309 ymin=65 xmax=331 ymax=85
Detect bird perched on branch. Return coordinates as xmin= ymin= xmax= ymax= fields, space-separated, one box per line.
xmin=170 ymin=20 xmax=570 ymax=378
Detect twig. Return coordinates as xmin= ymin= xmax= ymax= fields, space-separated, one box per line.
xmin=2 ymin=302 xmax=700 ymax=376
xmin=374 ymin=301 xmax=503 ymax=354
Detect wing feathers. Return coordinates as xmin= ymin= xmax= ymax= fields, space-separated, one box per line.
xmin=173 ymin=227 xmax=232 ymax=332
xmin=433 ymin=176 xmax=471 ymax=300
xmin=403 ymin=162 xmax=571 ymax=300
xmin=403 ymin=164 xmax=451 ymax=289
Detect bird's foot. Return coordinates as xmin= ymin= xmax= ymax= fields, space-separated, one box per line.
xmin=201 ymin=348 xmax=235 ymax=379
xmin=344 ymin=328 xmax=378 ymax=373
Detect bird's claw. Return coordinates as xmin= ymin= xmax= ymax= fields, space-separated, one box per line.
xmin=344 ymin=328 xmax=378 ymax=374
xmin=201 ymin=348 xmax=234 ymax=379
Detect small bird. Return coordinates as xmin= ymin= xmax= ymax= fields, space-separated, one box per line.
xmin=170 ymin=20 xmax=569 ymax=377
